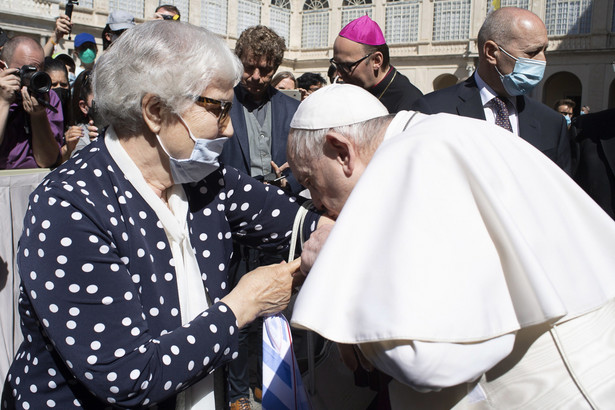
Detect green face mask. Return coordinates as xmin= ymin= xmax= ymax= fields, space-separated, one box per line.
xmin=79 ymin=48 xmax=96 ymax=65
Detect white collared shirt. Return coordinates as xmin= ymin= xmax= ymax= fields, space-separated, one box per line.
xmin=474 ymin=72 xmax=519 ymax=136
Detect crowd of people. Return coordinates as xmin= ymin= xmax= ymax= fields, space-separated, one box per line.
xmin=0 ymin=5 xmax=614 ymax=410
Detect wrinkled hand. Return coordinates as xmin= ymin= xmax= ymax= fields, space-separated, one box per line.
xmin=225 ymin=258 xmax=301 ymax=328
xmin=0 ymin=68 xmax=20 ymax=104
xmin=337 ymin=343 xmax=375 ymax=372
xmin=54 ymin=14 xmax=72 ymax=40
xmin=299 ymin=223 xmax=333 ymax=276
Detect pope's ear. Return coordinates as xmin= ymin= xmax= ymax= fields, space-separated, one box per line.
xmin=141 ymin=93 xmax=163 ymax=134
xmin=325 ymin=132 xmax=356 ymax=177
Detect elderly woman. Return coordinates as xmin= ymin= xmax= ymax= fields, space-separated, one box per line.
xmin=2 ymin=22 xmax=324 ymax=409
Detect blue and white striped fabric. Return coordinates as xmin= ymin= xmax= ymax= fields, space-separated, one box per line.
xmin=262 ymin=313 xmax=311 ymax=410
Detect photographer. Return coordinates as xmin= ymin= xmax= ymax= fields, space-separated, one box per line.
xmin=0 ymin=36 xmax=63 ymax=169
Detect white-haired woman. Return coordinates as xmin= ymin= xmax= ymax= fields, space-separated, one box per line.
xmin=2 ymin=21 xmax=325 ymax=409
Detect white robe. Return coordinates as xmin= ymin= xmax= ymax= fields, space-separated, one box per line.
xmin=291 ymin=111 xmax=615 ymax=408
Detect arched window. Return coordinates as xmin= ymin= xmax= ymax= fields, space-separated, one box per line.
xmin=271 ymin=0 xmax=291 ymax=45
xmin=238 ymin=0 xmax=262 ymax=36
xmin=385 ymin=0 xmax=419 ymax=44
xmin=201 ymin=0 xmax=228 ymax=35
xmin=545 ymin=0 xmax=593 ymax=35
xmin=302 ymin=0 xmax=329 ymax=48
xmin=432 ymin=0 xmax=471 ymax=41
xmin=108 ymin=1 xmax=144 ymax=19
xmin=341 ymin=0 xmax=372 ymax=28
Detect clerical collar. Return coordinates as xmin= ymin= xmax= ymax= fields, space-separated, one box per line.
xmin=370 ymin=66 xmax=396 ymax=100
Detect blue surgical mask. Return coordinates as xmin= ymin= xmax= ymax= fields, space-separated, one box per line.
xmin=564 ymin=114 xmax=571 ymax=126
xmin=156 ymin=115 xmax=228 ymax=184
xmin=495 ymin=45 xmax=546 ymax=96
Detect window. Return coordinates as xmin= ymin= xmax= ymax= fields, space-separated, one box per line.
xmin=161 ymin=0 xmax=190 ymax=21
xmin=341 ymin=0 xmax=372 ymax=28
xmin=487 ymin=0 xmax=528 ymax=14
xmin=108 ymin=0 xmax=144 ymax=19
xmin=432 ymin=0 xmax=471 ymax=41
xmin=201 ymin=0 xmax=228 ymax=35
xmin=79 ymin=0 xmax=94 ymax=8
xmin=302 ymin=0 xmax=329 ymax=48
xmin=238 ymin=0 xmax=262 ymax=36
xmin=271 ymin=0 xmax=291 ymax=45
xmin=545 ymin=0 xmax=593 ymax=35
xmin=385 ymin=0 xmax=419 ymax=44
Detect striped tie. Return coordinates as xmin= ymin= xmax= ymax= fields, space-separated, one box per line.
xmin=262 ymin=313 xmax=311 ymax=410
xmin=492 ymin=96 xmax=513 ymax=132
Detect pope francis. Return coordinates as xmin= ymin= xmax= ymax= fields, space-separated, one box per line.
xmin=289 ymin=84 xmax=615 ymax=409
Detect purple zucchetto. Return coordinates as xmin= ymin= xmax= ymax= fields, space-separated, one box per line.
xmin=338 ymin=15 xmax=386 ymax=46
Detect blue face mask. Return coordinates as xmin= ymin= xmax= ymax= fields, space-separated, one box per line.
xmin=495 ymin=45 xmax=546 ymax=96
xmin=157 ymin=115 xmax=228 ymax=184
xmin=564 ymin=114 xmax=571 ymax=126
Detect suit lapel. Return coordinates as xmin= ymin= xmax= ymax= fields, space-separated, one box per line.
xmin=457 ymin=77 xmax=486 ymax=120
xmin=517 ymin=96 xmax=540 ymax=144
xmin=230 ymin=92 xmax=251 ymax=168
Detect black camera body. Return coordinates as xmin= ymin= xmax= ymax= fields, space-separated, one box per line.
xmin=17 ymin=65 xmax=52 ymax=95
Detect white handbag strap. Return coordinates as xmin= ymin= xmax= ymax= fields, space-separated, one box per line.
xmin=288 ymin=200 xmax=313 ymax=262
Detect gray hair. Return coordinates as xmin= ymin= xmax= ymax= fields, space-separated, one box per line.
xmin=93 ymin=20 xmax=243 ymax=135
xmin=288 ymin=115 xmax=394 ymax=161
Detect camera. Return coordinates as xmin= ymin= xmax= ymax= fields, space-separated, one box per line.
xmin=17 ymin=65 xmax=52 ymax=95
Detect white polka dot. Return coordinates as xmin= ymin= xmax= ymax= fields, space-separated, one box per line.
xmin=203 ymin=208 xmax=212 ymax=216
xmin=91 ymin=341 xmax=101 ymax=350
xmin=71 ymin=212 xmax=82 ymax=221
xmin=38 ymin=248 xmax=45 ymax=257
xmin=57 ymin=255 xmax=67 ymax=264
xmin=229 ymin=326 xmax=235 ymax=335
xmin=224 ymin=347 xmax=230 ymax=355
xmin=114 ymin=348 xmax=125 ymax=358
xmin=60 ymin=237 xmax=72 ymax=247
xmin=94 ymin=169 xmax=102 ymax=177
xmin=139 ymin=211 xmax=147 ymax=219
xmin=69 ymin=307 xmax=80 ymax=316
xmin=38 ymin=232 xmax=46 ymax=241
xmin=82 ymin=263 xmax=94 ymax=273
xmin=48 ymin=368 xmax=56 ymax=376
xmin=66 ymin=320 xmax=76 ymax=329
xmin=255 ymin=224 xmax=263 ymax=231
xmin=87 ymin=355 xmax=97 ymax=364
xmin=49 ymin=304 xmax=58 ymax=313
xmin=150 ymin=307 xmax=159 ymax=316
xmin=213 ymin=343 xmax=220 ymax=353
xmin=23 ymin=402 xmax=30 ymax=409
xmin=162 ymin=355 xmax=171 ymax=365
xmin=210 ymin=324 xmax=218 ymax=333
xmin=99 ymin=245 xmax=110 ymax=254
xmin=45 ymin=281 xmax=54 ymax=290
xmin=41 ymin=220 xmax=50 ymax=229
xmin=29 ymin=271 xmax=37 ymax=280
xmin=94 ymin=323 xmax=105 ymax=332
xmin=111 ymin=263 xmax=120 ymax=272
xmin=131 ymin=327 xmax=140 ymax=336
xmin=107 ymin=372 xmax=117 ymax=382
xmin=65 ymin=337 xmax=75 ymax=345
xmin=232 ymin=352 xmax=239 ymax=359
xmin=164 ymin=381 xmax=172 ymax=390
xmin=86 ymin=285 xmax=98 ymax=294
xmin=244 ymin=184 xmax=253 ymax=192
xmin=219 ymin=305 xmax=228 ymax=313
xmin=137 ymin=248 xmax=145 ymax=257
xmin=124 ymin=292 xmax=133 ymax=300
xmin=240 ymin=203 xmax=249 ymax=211
xmin=122 ymin=317 xmax=131 ymax=326
xmin=202 ymin=250 xmax=211 ymax=258
xmin=203 ymin=356 xmax=210 ymax=366
xmin=102 ymin=296 xmax=113 ymax=305
xmin=130 ymin=369 xmax=140 ymax=380
xmin=110 ymin=386 xmax=119 ymax=394
xmin=171 ymin=345 xmax=180 ymax=355
xmin=88 ymin=235 xmax=99 ymax=243
xmin=48 ymin=197 xmax=56 ymax=206
xmin=109 ymin=217 xmax=118 ymax=226
xmin=84 ymin=372 xmax=93 ymax=380
xmin=68 ymin=284 xmax=80 ymax=293
xmin=218 ymin=263 xmax=225 ymax=271
xmin=187 ymin=335 xmax=196 ymax=344
xmin=29 ymin=384 xmax=37 ymax=393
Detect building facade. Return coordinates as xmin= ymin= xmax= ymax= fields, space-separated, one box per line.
xmin=1 ymin=0 xmax=614 ymax=111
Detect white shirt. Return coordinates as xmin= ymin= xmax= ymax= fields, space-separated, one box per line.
xmin=474 ymin=72 xmax=520 ymax=136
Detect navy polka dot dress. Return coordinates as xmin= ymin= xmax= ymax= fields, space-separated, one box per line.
xmin=1 ymin=138 xmax=319 ymax=409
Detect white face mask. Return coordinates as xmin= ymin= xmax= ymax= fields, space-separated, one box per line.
xmin=156 ymin=115 xmax=228 ymax=184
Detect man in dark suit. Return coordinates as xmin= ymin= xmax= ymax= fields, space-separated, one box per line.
xmin=219 ymin=25 xmax=301 ymax=410
xmin=412 ymin=7 xmax=571 ymax=174
xmin=572 ymin=109 xmax=615 ymax=219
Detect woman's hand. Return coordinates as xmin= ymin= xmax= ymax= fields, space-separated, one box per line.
xmin=222 ymin=258 xmax=300 ymax=328
xmin=86 ymin=120 xmax=99 ymax=140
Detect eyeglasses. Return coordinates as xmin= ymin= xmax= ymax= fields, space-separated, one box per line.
xmin=329 ymin=53 xmax=373 ymax=74
xmin=195 ymin=96 xmax=232 ymax=128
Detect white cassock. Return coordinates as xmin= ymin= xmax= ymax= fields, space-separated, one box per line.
xmin=291 ymin=111 xmax=615 ymax=409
